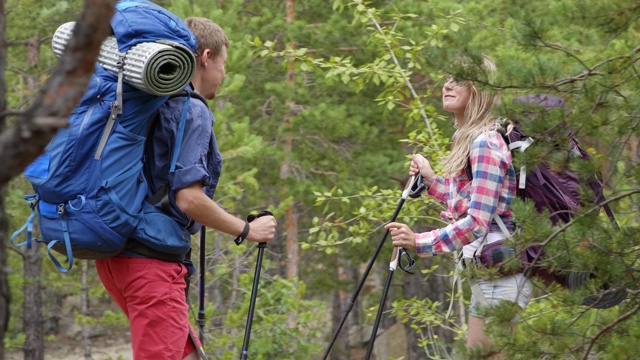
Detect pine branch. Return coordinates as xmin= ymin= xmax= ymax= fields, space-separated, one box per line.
xmin=581 ymin=303 xmax=640 ymax=359
xmin=525 ymin=189 xmax=640 ymax=270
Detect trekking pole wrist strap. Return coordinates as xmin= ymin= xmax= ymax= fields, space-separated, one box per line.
xmin=234 ymin=221 xmax=251 ymax=246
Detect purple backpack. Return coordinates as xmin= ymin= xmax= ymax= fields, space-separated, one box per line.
xmin=500 ymin=94 xmax=623 ymax=308
xmin=507 ymin=94 xmax=616 ymax=226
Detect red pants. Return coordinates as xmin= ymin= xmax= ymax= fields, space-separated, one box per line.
xmin=95 ymin=255 xmax=200 ymax=359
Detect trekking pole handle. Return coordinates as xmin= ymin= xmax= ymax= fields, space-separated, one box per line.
xmin=408 ymin=173 xmax=427 ymax=199
xmin=249 ymin=211 xmax=273 ymax=250
xmin=401 ymin=175 xmax=415 ymax=199
xmin=234 ymin=210 xmax=274 ymax=246
xmin=247 ymin=210 xmax=274 ymax=223
xmin=389 ymin=246 xmax=400 ymax=271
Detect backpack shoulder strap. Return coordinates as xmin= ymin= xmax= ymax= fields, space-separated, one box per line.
xmin=498 ymin=120 xmax=534 ymax=190
xmin=182 ymin=90 xmax=206 ymax=105
xmin=168 ymin=89 xmax=208 ymax=172
xmin=587 ymin=176 xmax=620 ymax=229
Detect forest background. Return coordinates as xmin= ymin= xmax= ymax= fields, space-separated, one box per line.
xmin=0 ymin=0 xmax=639 ymax=359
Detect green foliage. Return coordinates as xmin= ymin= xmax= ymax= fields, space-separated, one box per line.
xmin=254 ymin=0 xmax=640 ymax=358
xmin=95 ymin=310 xmax=129 ymax=329
xmin=490 ymin=297 xmax=635 ymax=359
xmin=4 ymin=0 xmax=83 ymax=109
xmin=202 ymin=273 xmax=326 ymax=359
xmin=3 ymin=332 xmax=26 ymax=351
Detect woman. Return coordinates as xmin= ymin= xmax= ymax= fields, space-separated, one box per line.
xmin=385 ymin=57 xmax=532 ymax=356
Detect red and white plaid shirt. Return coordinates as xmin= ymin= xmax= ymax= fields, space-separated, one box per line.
xmin=415 ymin=130 xmax=516 ymax=257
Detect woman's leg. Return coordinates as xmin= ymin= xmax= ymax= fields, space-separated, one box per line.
xmin=466 ymin=273 xmax=533 ymax=357
xmin=467 ymin=314 xmax=490 ymax=349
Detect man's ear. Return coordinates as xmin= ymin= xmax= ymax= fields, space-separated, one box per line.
xmin=198 ymin=49 xmax=211 ymax=67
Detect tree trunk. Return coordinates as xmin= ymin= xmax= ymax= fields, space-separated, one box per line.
xmin=0 ymin=1 xmax=8 ymax=354
xmin=331 ymin=265 xmax=349 ymax=360
xmin=403 ymin=258 xmax=456 ymax=360
xmin=210 ymin=232 xmax=224 ymax=328
xmin=283 ymin=0 xmax=299 ymax=283
xmin=23 ymin=241 xmax=44 ymax=360
xmin=329 ymin=263 xmax=361 ymax=360
xmin=0 ymin=187 xmax=10 ymax=359
xmin=81 ymin=261 xmax=92 ymax=359
xmin=282 ymin=0 xmax=299 ymax=333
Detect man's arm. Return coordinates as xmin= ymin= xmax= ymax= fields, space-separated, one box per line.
xmin=176 ymin=182 xmax=276 ymax=243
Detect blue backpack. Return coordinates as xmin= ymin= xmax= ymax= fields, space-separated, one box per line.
xmin=11 ymin=0 xmax=199 ymax=272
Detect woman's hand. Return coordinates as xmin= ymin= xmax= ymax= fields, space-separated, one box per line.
xmin=385 ymin=222 xmax=416 ymax=251
xmin=410 ymin=154 xmax=436 ymax=187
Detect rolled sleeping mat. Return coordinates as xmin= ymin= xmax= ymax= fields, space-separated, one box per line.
xmin=563 ymin=270 xmax=627 ymax=309
xmin=52 ymin=22 xmax=196 ymax=96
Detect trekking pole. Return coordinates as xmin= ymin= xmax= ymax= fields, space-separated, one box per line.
xmin=240 ymin=241 xmax=265 ymax=360
xmin=237 ymin=210 xmax=273 ymax=360
xmin=322 ymin=174 xmax=425 ymax=360
xmin=365 ymin=246 xmax=415 ymax=359
xmin=198 ymin=226 xmax=206 ymax=342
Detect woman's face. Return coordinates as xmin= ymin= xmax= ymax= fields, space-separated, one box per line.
xmin=442 ymin=78 xmax=471 ymax=120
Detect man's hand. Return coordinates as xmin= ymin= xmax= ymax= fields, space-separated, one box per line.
xmin=246 ymin=215 xmax=277 ymax=243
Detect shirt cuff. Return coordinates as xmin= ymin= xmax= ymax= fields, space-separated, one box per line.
xmin=415 ymin=231 xmax=436 ymax=257
xmin=427 ymin=176 xmax=445 ymax=197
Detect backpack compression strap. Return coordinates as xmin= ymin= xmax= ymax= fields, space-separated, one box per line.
xmin=9 ymin=196 xmax=76 ymax=273
xmin=10 ymin=194 xmax=38 ymax=249
xmin=95 ymin=55 xmax=125 ymax=160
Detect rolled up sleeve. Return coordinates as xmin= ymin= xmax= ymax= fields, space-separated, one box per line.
xmin=169 ymin=105 xmax=212 ymax=191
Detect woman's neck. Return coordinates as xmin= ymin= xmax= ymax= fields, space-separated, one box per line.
xmin=454 ymin=114 xmax=465 ymax=128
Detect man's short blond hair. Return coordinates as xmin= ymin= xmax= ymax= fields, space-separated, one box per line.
xmin=185 ymin=17 xmax=229 ymax=59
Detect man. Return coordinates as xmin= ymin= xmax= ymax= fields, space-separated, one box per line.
xmin=95 ymin=17 xmax=277 ymax=360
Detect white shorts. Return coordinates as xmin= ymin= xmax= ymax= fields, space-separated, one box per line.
xmin=468 ymin=273 xmax=533 ymax=318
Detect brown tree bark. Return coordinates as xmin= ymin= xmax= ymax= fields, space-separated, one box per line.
xmin=330 ymin=264 xmax=359 ymax=360
xmin=22 ymin=245 xmax=44 ymax=360
xmin=403 ymin=259 xmax=456 ymax=360
xmin=0 ymin=0 xmax=8 ymax=355
xmin=283 ymin=0 xmax=299 ymax=282
xmin=0 ymin=0 xmax=117 ymax=186
xmin=81 ymin=261 xmax=92 ymax=359
xmin=0 ymin=186 xmax=9 ymax=360
xmin=281 ymin=0 xmax=299 ymax=333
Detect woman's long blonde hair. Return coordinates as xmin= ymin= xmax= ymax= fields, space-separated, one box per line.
xmin=441 ymin=56 xmax=500 ymax=177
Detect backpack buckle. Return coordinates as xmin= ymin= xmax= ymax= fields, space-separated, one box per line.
xmin=26 ymin=196 xmax=39 ymax=210
xmin=28 ymin=199 xmax=38 ymax=209
xmin=57 ymin=203 xmax=65 ymax=216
